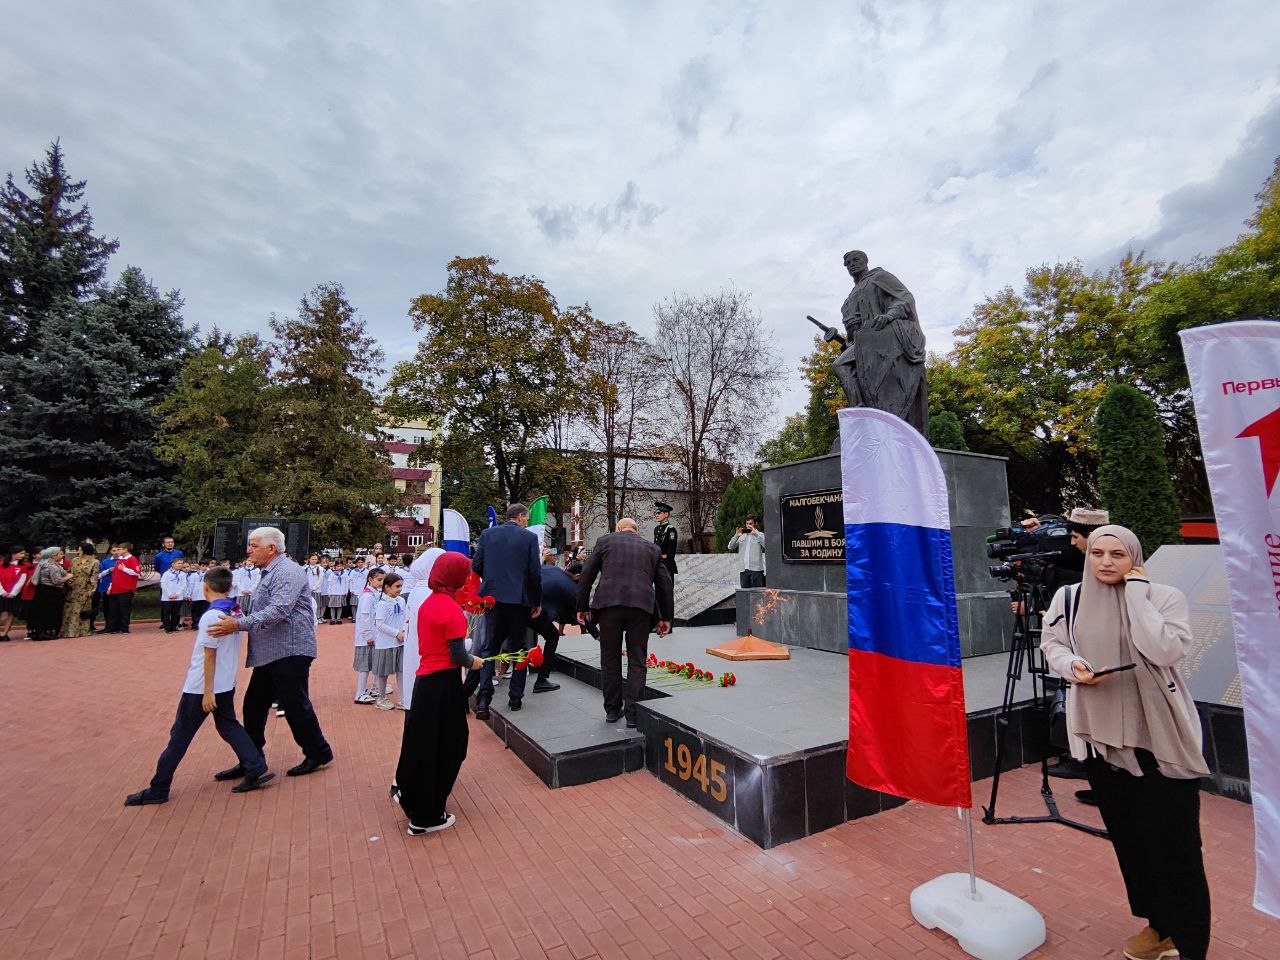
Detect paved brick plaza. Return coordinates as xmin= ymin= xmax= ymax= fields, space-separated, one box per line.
xmin=1 ymin=621 xmax=1270 ymax=959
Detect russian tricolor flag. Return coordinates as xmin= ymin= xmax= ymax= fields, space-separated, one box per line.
xmin=839 ymin=408 xmax=971 ymax=808
xmin=442 ymin=508 xmax=470 ymax=557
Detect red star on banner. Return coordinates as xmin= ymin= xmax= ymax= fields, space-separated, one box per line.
xmin=1237 ymin=405 xmax=1280 ymax=497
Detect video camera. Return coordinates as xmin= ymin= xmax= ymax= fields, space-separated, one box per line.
xmin=984 ymin=518 xmax=1071 ymax=585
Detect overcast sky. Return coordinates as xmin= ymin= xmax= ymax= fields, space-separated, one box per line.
xmin=5 ymin=1 xmax=1279 ymax=424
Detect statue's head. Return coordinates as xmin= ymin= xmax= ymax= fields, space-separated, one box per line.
xmin=843 ymin=250 xmax=868 ymax=277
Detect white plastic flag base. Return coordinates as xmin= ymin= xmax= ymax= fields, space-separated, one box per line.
xmin=911 ymin=873 xmax=1045 ymax=960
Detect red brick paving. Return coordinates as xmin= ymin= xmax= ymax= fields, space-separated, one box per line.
xmin=2 ymin=621 xmax=1272 ymax=959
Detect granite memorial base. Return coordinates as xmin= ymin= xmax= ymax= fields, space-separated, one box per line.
xmin=748 ymin=447 xmax=1014 ymax=658
xmin=483 ymin=629 xmax=1050 ymax=849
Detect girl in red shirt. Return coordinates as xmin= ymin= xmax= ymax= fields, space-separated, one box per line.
xmin=392 ymin=552 xmax=483 ymax=836
xmin=0 ymin=548 xmax=29 ymax=641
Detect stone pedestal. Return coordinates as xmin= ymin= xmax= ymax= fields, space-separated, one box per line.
xmin=739 ymin=448 xmax=1013 ymax=658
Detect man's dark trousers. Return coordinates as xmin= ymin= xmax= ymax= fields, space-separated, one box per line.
xmin=597 ymin=606 xmax=650 ymax=720
xmin=476 ymin=602 xmax=531 ymax=706
xmin=149 ymin=690 xmax=266 ymax=797
xmin=527 ymin=610 xmax=561 ymax=684
xmin=740 ymin=570 xmax=765 ymax=588
xmin=106 ymin=592 xmax=134 ymax=632
xmin=160 ymin=601 xmax=182 ymax=632
xmin=242 ymin=655 xmax=332 ymax=762
xmin=90 ymin=591 xmax=106 ymax=631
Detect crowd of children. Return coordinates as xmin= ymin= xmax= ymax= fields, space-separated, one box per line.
xmin=159 ymin=558 xmax=262 ymax=633
xmin=304 ymin=555 xmax=386 ymax=625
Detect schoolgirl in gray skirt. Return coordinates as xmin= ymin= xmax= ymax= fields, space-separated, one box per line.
xmin=352 ymin=569 xmax=387 ymax=704
xmin=371 ymin=572 xmax=406 ymax=709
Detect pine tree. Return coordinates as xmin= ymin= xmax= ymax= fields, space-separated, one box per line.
xmin=1095 ymin=384 xmax=1182 ymax=556
xmin=928 ymin=411 xmax=968 ymax=451
xmin=0 ymin=268 xmax=189 ymax=546
xmin=713 ymin=470 xmax=764 ymax=550
xmin=264 ymin=284 xmax=402 ymax=547
xmin=0 ymin=141 xmax=118 ymax=355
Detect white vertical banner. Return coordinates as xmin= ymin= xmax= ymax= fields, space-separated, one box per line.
xmin=1180 ymin=318 xmax=1280 ymax=919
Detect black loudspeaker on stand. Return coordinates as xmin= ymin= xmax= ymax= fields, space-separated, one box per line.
xmin=981 ymin=581 xmax=1107 ymax=839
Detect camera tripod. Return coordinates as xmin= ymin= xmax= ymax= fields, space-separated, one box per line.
xmin=981 ymin=579 xmax=1107 ymax=838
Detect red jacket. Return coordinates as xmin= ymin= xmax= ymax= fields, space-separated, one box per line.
xmin=19 ymin=562 xmax=36 ymax=601
xmin=0 ymin=563 xmax=27 ymax=598
xmin=109 ymin=554 xmax=141 ymax=594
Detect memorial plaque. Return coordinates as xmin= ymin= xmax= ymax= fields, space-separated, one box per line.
xmin=779 ymin=489 xmax=845 ymax=563
xmin=285 ymin=520 xmax=310 ymax=564
xmin=212 ymin=520 xmax=243 ymax=562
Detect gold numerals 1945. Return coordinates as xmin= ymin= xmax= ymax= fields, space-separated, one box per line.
xmin=662 ymin=737 xmax=728 ymax=802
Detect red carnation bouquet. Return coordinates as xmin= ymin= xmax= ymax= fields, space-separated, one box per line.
xmin=643 ymin=653 xmax=735 ymax=689
xmin=480 ymin=645 xmax=545 ymax=670
xmin=455 ymin=573 xmax=496 ymax=615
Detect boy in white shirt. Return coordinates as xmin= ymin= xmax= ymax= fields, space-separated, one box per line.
xmin=160 ymin=559 xmax=187 ymax=633
xmin=345 ymin=558 xmax=367 ymax=622
xmin=124 ymin=567 xmax=273 ymax=805
xmin=188 ymin=561 xmax=211 ymax=625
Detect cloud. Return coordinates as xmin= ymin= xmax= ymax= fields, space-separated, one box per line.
xmin=1101 ymin=95 xmax=1280 ymax=266
xmin=664 ymin=56 xmax=720 ymax=142
xmin=530 ymin=181 xmax=664 ymax=242
xmin=3 ymin=0 xmax=1279 ymax=437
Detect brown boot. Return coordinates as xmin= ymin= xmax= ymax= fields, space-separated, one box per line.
xmin=1123 ymin=926 xmax=1177 ymax=960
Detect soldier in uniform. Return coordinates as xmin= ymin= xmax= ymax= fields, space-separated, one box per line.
xmin=653 ymin=502 xmax=678 ymax=578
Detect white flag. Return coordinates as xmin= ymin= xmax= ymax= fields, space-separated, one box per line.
xmin=1180 ymin=318 xmax=1280 ymax=919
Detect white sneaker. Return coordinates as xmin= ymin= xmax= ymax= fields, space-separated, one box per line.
xmin=354 ymin=691 xmax=375 ymax=704
xmin=275 ymin=707 xmax=286 ymax=718
xmin=376 ymin=697 xmax=395 ymax=711
xmin=407 ymin=812 xmax=455 ymax=836
xmin=395 ymin=702 xmax=408 ymax=711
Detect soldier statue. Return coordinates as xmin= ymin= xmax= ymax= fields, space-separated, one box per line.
xmin=808 ymin=249 xmax=928 ymax=435
xmin=653 ymin=502 xmax=678 ymax=577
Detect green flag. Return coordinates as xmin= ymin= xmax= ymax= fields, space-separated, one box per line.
xmin=528 ymin=496 xmax=548 ymax=548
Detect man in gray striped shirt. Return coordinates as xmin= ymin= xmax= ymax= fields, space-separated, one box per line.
xmin=208 ymin=526 xmax=334 ymax=778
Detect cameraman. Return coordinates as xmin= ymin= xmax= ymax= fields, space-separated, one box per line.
xmin=1009 ymin=507 xmax=1110 ymax=615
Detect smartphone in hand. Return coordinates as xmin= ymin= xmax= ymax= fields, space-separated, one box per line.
xmin=1090 ymin=663 xmax=1137 ymax=678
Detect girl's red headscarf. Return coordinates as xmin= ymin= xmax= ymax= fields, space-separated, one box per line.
xmin=428 ymin=551 xmax=472 ymax=598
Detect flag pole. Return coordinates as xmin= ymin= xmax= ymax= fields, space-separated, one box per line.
xmin=963 ymin=808 xmax=978 ymax=899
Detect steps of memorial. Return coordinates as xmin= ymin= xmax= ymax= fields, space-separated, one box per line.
xmin=476 ymin=673 xmax=646 ymax=788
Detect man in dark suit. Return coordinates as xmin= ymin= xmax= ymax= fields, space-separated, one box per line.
xmin=523 ymin=558 xmax=580 ymax=694
xmin=576 ymin=518 xmax=674 ymax=727
xmin=471 ymin=502 xmax=542 ymax=719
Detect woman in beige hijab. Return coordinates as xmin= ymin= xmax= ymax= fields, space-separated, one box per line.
xmin=1041 ymin=525 xmax=1210 ymax=960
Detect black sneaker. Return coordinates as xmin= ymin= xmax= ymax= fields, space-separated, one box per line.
xmin=508 ymin=698 xmax=522 ymax=711
xmin=474 ymin=705 xmax=491 ymax=721
xmin=532 ymin=680 xmax=560 ymax=693
xmin=213 ymin=764 xmax=246 ymax=781
xmin=407 ymin=813 xmax=456 ymax=836
xmin=1047 ymin=758 xmax=1089 ymax=780
xmin=625 ymin=716 xmax=638 ymax=729
xmin=605 ymin=711 xmax=621 ymax=723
